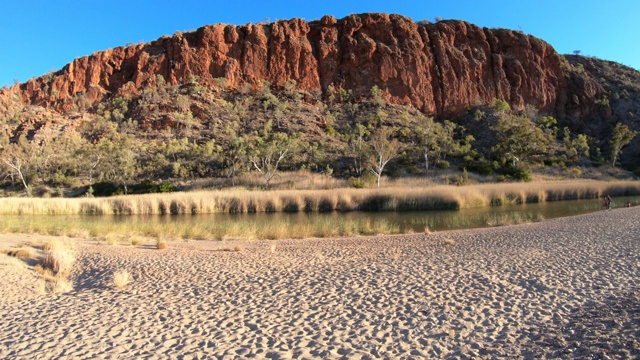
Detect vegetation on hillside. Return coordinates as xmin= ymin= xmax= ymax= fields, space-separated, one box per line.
xmin=0 ymin=57 xmax=638 ymax=198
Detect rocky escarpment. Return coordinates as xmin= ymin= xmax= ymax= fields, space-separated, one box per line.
xmin=4 ymin=13 xmax=605 ymax=120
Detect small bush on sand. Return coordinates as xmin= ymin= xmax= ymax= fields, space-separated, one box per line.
xmin=234 ymin=245 xmax=244 ymax=252
xmin=41 ymin=239 xmax=76 ymax=278
xmin=129 ymin=236 xmax=142 ymax=246
xmin=156 ymin=239 xmax=168 ymax=250
xmin=2 ymin=246 xmax=37 ymax=259
xmin=49 ymin=277 xmax=73 ymax=293
xmin=113 ymin=270 xmax=131 ymax=288
xmin=105 ymin=235 xmax=118 ymax=246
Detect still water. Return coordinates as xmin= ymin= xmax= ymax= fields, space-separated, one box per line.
xmin=97 ymin=195 xmax=640 ymax=233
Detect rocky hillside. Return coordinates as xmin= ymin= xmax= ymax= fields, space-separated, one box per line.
xmin=0 ymin=13 xmax=638 ymax=194
xmin=3 ymin=13 xmax=605 ymax=119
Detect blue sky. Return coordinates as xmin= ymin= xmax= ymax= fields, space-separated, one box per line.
xmin=2 ymin=0 xmax=639 ymax=87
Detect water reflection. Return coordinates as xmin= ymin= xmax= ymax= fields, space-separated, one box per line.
xmin=94 ymin=195 xmax=639 ymax=232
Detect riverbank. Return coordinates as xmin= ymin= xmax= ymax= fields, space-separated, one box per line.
xmin=1 ymin=206 xmax=639 ymax=358
xmin=1 ymin=180 xmax=639 ymax=216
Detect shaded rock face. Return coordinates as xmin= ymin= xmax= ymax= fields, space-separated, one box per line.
xmin=12 ymin=13 xmax=602 ymax=118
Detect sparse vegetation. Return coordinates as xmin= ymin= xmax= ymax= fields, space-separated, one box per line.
xmin=443 ymin=238 xmax=456 ymax=245
xmin=0 ymin=180 xmax=634 ymax=240
xmin=2 ymin=53 xmax=638 ymax=200
xmin=41 ymin=238 xmax=76 ymax=278
xmin=156 ymin=239 xmax=168 ymax=250
xmin=113 ymin=270 xmax=131 ymax=288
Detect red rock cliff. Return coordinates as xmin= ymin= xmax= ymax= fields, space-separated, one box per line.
xmin=10 ymin=13 xmax=600 ymax=118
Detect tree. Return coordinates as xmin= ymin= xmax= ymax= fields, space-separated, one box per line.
xmin=490 ymin=113 xmax=550 ymax=168
xmin=367 ymin=127 xmax=402 ymax=188
xmin=0 ymin=135 xmax=36 ymax=196
xmin=370 ymin=85 xmax=385 ymax=107
xmin=415 ymin=118 xmax=472 ymax=173
xmin=414 ymin=116 xmax=437 ymax=172
xmin=343 ymin=123 xmax=368 ymax=176
xmin=609 ymin=123 xmax=638 ymax=167
xmin=247 ymin=132 xmax=298 ymax=189
xmin=96 ymin=132 xmax=140 ymax=194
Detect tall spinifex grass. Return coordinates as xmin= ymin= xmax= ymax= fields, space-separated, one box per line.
xmin=0 ymin=180 xmax=638 ymax=216
xmin=0 ymin=213 xmax=404 ymax=241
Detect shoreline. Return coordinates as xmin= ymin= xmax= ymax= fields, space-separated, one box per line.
xmin=1 ymin=207 xmax=639 ymax=358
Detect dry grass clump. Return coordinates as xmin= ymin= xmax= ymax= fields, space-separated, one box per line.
xmin=443 ymin=238 xmax=456 ymax=246
xmin=156 ymin=239 xmax=168 ymax=250
xmin=129 ymin=235 xmax=142 ymax=246
xmin=390 ymin=248 xmax=402 ymax=261
xmin=34 ymin=239 xmax=76 ymax=295
xmin=48 ymin=277 xmax=73 ymax=294
xmin=104 ymin=235 xmax=118 ymax=246
xmin=220 ymin=245 xmax=244 ymax=252
xmin=424 ymin=226 xmax=432 ymax=235
xmin=41 ymin=238 xmax=76 ymax=278
xmin=2 ymin=246 xmax=37 ymax=260
xmin=113 ymin=270 xmax=131 ymax=289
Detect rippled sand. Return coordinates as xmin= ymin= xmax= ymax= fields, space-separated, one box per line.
xmin=1 ymin=207 xmax=639 ymax=359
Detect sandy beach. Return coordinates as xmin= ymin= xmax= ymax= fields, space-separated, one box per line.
xmin=1 ymin=207 xmax=639 ymax=359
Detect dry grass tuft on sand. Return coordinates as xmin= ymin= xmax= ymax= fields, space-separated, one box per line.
xmin=443 ymin=238 xmax=456 ymax=245
xmin=113 ymin=270 xmax=131 ymax=289
xmin=156 ymin=239 xmax=168 ymax=250
xmin=1 ymin=246 xmax=37 ymax=260
xmin=35 ymin=238 xmax=77 ymax=293
xmin=41 ymin=239 xmax=76 ymax=277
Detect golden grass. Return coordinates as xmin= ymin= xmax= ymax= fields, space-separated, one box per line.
xmin=27 ymin=238 xmax=77 ymax=294
xmin=48 ymin=277 xmax=73 ymax=294
xmin=443 ymin=238 xmax=456 ymax=246
xmin=0 ymin=180 xmax=637 ymax=215
xmin=113 ymin=270 xmax=131 ymax=288
xmin=41 ymin=238 xmax=76 ymax=278
xmin=0 ymin=179 xmax=635 ymax=241
xmin=2 ymin=246 xmax=37 ymax=259
xmin=129 ymin=235 xmax=142 ymax=246
xmin=156 ymin=239 xmax=168 ymax=250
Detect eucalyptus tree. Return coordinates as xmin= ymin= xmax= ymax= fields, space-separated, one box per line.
xmin=246 ymin=131 xmax=299 ymax=189
xmin=367 ymin=127 xmax=402 ymax=188
xmin=609 ymin=123 xmax=637 ymax=167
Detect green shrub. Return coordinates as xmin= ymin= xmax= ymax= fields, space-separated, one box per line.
xmin=157 ymin=181 xmax=177 ymax=193
xmin=435 ymin=160 xmax=450 ymax=169
xmin=131 ymin=180 xmax=177 ymax=194
xmin=347 ymin=173 xmax=376 ymax=188
xmin=92 ymin=182 xmax=124 ymax=197
xmin=502 ymin=167 xmax=532 ymax=182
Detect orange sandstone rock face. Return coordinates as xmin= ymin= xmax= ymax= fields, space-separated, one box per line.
xmin=13 ymin=13 xmax=601 ymax=118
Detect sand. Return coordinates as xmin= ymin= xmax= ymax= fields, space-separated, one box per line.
xmin=1 ymin=207 xmax=639 ymax=359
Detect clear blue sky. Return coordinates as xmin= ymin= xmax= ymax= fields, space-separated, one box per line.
xmin=2 ymin=0 xmax=639 ymax=87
